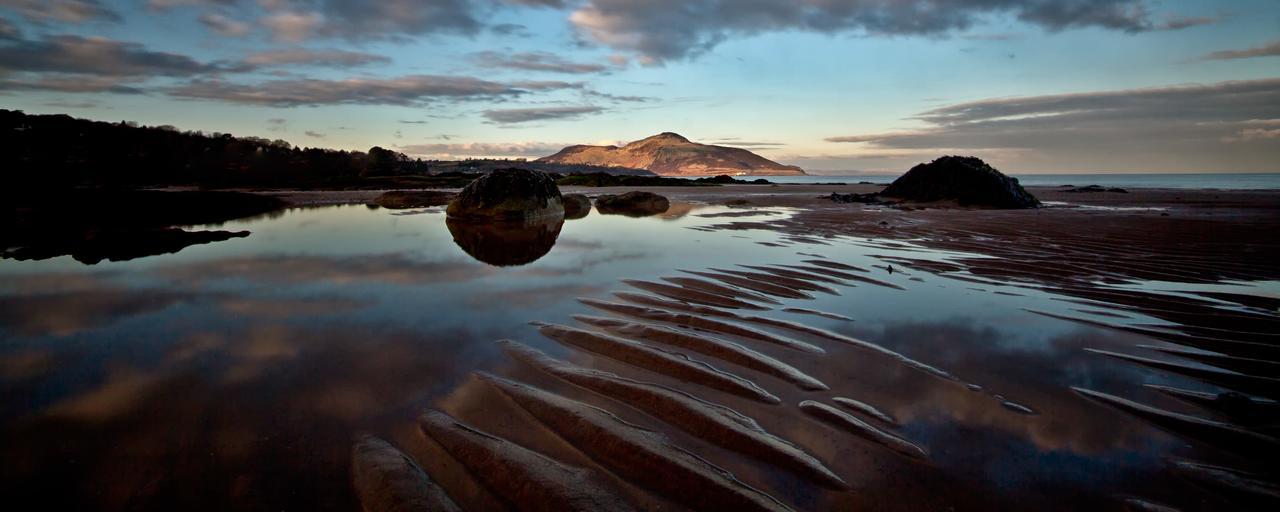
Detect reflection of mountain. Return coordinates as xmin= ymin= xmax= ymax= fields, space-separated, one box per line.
xmin=446 ymin=217 xmax=564 ymax=267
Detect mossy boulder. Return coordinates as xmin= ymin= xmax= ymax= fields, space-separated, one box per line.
xmin=562 ymin=193 xmax=591 ymax=219
xmin=594 ymin=191 xmax=670 ymax=217
xmin=446 ymin=168 xmax=564 ymax=221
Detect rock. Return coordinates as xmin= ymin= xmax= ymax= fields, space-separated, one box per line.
xmin=594 ymin=191 xmax=670 ymax=217
xmin=446 ymin=168 xmax=564 ymax=221
xmin=826 ymin=192 xmax=882 ymax=204
xmin=562 ymin=193 xmax=591 ymax=219
xmin=446 ymin=217 xmax=563 ymax=266
xmin=880 ymin=156 xmax=1039 ymax=208
xmin=1063 ymin=185 xmax=1128 ymax=193
xmin=369 ymin=190 xmax=455 ymax=209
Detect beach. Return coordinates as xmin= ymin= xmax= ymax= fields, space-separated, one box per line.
xmin=3 ymin=182 xmax=1275 ymax=510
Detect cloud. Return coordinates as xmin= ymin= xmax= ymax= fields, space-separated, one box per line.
xmin=257 ymin=0 xmax=482 ymax=42
xmin=398 ymin=141 xmax=567 ymax=158
xmin=703 ymin=138 xmax=785 ymax=149
xmin=481 ymin=105 xmax=604 ymax=124
xmin=823 ymin=78 xmax=1280 ymax=172
xmin=199 ymin=13 xmax=251 ymax=37
xmin=244 ymin=48 xmax=391 ymax=68
xmin=0 ymin=75 xmax=146 ymax=94
xmin=262 ymin=10 xmax=323 ymax=42
xmin=0 ymin=34 xmax=239 ymax=76
xmin=1200 ymin=39 xmax=1280 ymax=61
xmin=490 ymin=23 xmax=529 ymax=36
xmin=266 ymin=117 xmax=286 ymax=132
xmin=304 ymin=130 xmax=324 ymax=138
xmin=0 ymin=0 xmax=120 ymax=24
xmin=471 ymin=50 xmax=609 ymax=74
xmin=568 ymin=0 xmax=1210 ymax=63
xmin=167 ymin=74 xmax=574 ymax=107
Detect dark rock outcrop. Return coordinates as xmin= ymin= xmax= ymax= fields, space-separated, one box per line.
xmin=1064 ymin=185 xmax=1128 ymax=194
xmin=369 ymin=190 xmax=455 ymax=209
xmin=562 ymin=193 xmax=591 ymax=219
xmin=446 ymin=168 xmax=564 ymax=221
xmin=881 ymin=156 xmax=1039 ymax=208
xmin=826 ymin=192 xmax=882 ymax=204
xmin=594 ymin=191 xmax=670 ymax=217
xmin=446 ymin=217 xmax=563 ymax=266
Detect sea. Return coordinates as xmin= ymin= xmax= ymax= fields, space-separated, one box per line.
xmin=745 ymin=173 xmax=1280 ymax=190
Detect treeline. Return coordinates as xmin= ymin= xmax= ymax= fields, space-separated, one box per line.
xmin=0 ymin=109 xmax=432 ymax=190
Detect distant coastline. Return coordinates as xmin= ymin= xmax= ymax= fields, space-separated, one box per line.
xmin=698 ymin=173 xmax=1280 ymax=190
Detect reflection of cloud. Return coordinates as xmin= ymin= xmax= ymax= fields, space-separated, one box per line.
xmin=7 ymin=321 xmax=484 ymax=508
xmin=158 ymin=254 xmax=494 ymax=285
xmin=840 ymin=318 xmax=1162 ymax=455
xmin=218 ymin=297 xmax=367 ymax=319
xmin=43 ymin=368 xmax=164 ymax=422
xmin=465 ymin=283 xmax=608 ymax=308
xmin=0 ymin=289 xmax=187 ymax=337
xmin=0 ymin=350 xmax=55 ymax=381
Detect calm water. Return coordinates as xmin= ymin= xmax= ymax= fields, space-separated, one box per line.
xmin=757 ymin=173 xmax=1280 ymax=189
xmin=0 ymin=202 xmax=1268 ymax=510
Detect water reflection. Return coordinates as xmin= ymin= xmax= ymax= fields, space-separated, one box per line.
xmin=0 ymin=203 xmax=1272 ymax=511
xmin=446 ymin=216 xmax=564 ymax=267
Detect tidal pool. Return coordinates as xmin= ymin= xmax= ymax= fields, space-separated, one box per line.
xmin=0 ymin=202 xmax=1273 ymax=511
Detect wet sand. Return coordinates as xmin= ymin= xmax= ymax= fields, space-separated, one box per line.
xmin=345 ymin=184 xmax=1278 ymax=510
xmin=4 ymin=183 xmax=1277 ymax=511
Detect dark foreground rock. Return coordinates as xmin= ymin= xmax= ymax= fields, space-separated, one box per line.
xmin=446 ymin=217 xmax=564 ymax=266
xmin=446 ymin=168 xmax=564 ymax=221
xmin=562 ymin=193 xmax=592 ymax=219
xmin=369 ymin=190 xmax=455 ymax=209
xmin=880 ymin=156 xmax=1039 ymax=208
xmin=594 ymin=191 xmax=671 ymax=217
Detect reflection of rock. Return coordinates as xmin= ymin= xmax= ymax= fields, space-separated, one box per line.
xmin=446 ymin=168 xmax=564 ymax=221
xmin=446 ymin=217 xmax=564 ymax=266
xmin=881 ymin=156 xmax=1039 ymax=209
xmin=369 ymin=190 xmax=455 ymax=209
xmin=562 ymin=193 xmax=591 ymax=219
xmin=594 ymin=191 xmax=670 ymax=217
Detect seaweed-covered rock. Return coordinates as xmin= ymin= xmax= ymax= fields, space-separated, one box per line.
xmin=562 ymin=193 xmax=591 ymax=219
xmin=594 ymin=191 xmax=670 ymax=217
xmin=881 ymin=156 xmax=1039 ymax=208
xmin=369 ymin=190 xmax=455 ymax=209
xmin=446 ymin=168 xmax=564 ymax=220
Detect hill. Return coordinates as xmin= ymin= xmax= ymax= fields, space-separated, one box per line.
xmin=538 ymin=132 xmax=805 ymax=176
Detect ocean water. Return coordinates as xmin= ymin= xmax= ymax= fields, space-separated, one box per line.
xmin=756 ymin=173 xmax=1280 ymax=189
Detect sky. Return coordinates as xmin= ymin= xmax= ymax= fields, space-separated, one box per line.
xmin=1 ymin=0 xmax=1278 ymax=174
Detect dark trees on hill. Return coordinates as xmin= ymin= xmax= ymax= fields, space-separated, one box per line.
xmin=0 ymin=109 xmax=431 ymax=190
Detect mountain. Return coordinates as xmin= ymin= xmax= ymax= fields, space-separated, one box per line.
xmin=537 ymin=132 xmax=805 ymax=176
